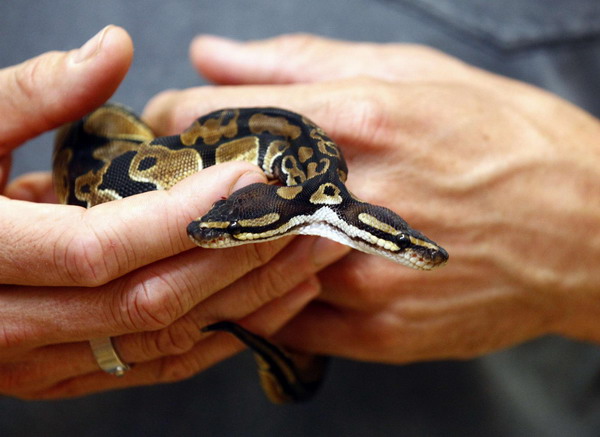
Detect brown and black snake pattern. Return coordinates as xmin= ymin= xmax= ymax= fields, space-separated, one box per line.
xmin=54 ymin=103 xmax=448 ymax=403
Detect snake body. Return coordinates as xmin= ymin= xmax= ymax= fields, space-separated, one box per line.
xmin=54 ymin=104 xmax=448 ymax=403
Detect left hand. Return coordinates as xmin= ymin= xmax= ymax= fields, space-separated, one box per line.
xmin=144 ymin=34 xmax=600 ymax=364
xmin=0 ymin=29 xmax=349 ymax=399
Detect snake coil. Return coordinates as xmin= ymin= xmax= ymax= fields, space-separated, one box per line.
xmin=54 ymin=104 xmax=448 ymax=403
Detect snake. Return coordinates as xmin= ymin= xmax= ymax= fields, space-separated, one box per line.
xmin=54 ymin=103 xmax=448 ymax=403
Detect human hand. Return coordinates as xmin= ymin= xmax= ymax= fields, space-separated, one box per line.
xmin=144 ymin=34 xmax=600 ymax=364
xmin=0 ymin=28 xmax=349 ymax=399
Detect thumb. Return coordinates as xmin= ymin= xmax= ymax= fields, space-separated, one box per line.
xmin=190 ymin=33 xmax=369 ymax=85
xmin=0 ymin=25 xmax=133 ymax=154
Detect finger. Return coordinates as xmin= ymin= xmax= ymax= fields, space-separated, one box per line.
xmin=271 ymin=301 xmax=413 ymax=363
xmin=273 ymin=301 xmax=353 ymax=356
xmin=4 ymin=171 xmax=56 ymax=203
xmin=0 ymin=235 xmax=291 ymax=359
xmin=274 ymin=299 xmax=422 ymax=363
xmin=314 ymin=251 xmax=457 ymax=312
xmin=0 ymin=162 xmax=266 ymax=286
xmin=0 ymin=342 xmax=95 ymax=397
xmin=190 ymin=34 xmax=559 ymax=132
xmin=26 ymin=279 xmax=320 ymax=399
xmin=114 ymin=237 xmax=349 ymax=363
xmin=142 ymin=77 xmax=399 ymax=145
xmin=276 ymin=280 xmax=552 ymax=365
xmin=0 ymin=25 xmax=133 ymax=153
xmin=11 ymin=237 xmax=343 ymax=384
xmin=142 ymin=78 xmax=413 ymax=173
xmin=238 ymin=275 xmax=320 ymax=334
xmin=189 ymin=33 xmax=472 ymax=85
xmin=3 ymin=277 xmax=317 ymax=397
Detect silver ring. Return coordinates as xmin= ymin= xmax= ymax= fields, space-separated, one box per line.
xmin=89 ymin=337 xmax=131 ymax=377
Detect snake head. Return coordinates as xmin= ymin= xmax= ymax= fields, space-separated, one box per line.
xmin=311 ymin=199 xmax=449 ymax=270
xmin=186 ymin=200 xmax=243 ymax=248
xmin=188 ymin=182 xmax=448 ymax=270
xmin=187 ymin=183 xmax=293 ymax=248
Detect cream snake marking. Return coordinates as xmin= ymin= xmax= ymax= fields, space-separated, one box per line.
xmin=54 ymin=104 xmax=448 ymax=403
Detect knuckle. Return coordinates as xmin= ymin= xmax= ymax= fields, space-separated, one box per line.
xmin=154 ymin=354 xmax=206 ymax=383
xmin=244 ymin=263 xmax=291 ymax=309
xmin=156 ymin=324 xmax=198 ymax=356
xmin=13 ymin=55 xmax=44 ymax=102
xmin=171 ymin=99 xmax=201 ymax=132
xmin=120 ymin=270 xmax=186 ymax=331
xmin=144 ymin=88 xmax=182 ymax=132
xmin=139 ymin=320 xmax=201 ymax=359
xmin=332 ymin=264 xmax=388 ymax=310
xmin=242 ymin=241 xmax=278 ymax=271
xmin=8 ymin=51 xmax=62 ymax=132
xmin=346 ymin=78 xmax=390 ymax=121
xmin=323 ymin=78 xmax=393 ymax=146
xmin=352 ymin=314 xmax=404 ymax=356
xmin=163 ymin=87 xmax=230 ymax=135
xmin=58 ymin=230 xmax=113 ymax=286
xmin=153 ymin=333 xmax=243 ymax=383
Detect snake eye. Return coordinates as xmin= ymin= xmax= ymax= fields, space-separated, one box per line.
xmin=229 ymin=221 xmax=241 ymax=231
xmin=396 ymin=234 xmax=411 ymax=249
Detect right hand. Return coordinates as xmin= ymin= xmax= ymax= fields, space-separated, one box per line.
xmin=0 ymin=27 xmax=350 ymax=400
xmin=145 ymin=33 xmax=600 ymax=364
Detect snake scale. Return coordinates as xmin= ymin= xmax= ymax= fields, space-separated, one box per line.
xmin=54 ymin=103 xmax=448 ymax=403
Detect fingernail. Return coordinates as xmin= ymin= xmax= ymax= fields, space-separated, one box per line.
xmin=311 ymin=238 xmax=351 ymax=267
xmin=73 ymin=26 xmax=111 ymax=63
xmin=230 ymin=170 xmax=266 ymax=193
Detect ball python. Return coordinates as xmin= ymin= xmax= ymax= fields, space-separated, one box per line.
xmin=54 ymin=103 xmax=448 ymax=403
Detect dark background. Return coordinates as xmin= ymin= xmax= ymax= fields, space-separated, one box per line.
xmin=1 ymin=1 xmax=600 ymax=435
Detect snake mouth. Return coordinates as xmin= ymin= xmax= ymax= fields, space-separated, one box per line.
xmin=187 ymin=219 xmax=293 ymax=248
xmin=187 ymin=213 xmax=448 ymax=270
xmin=186 ymin=223 xmax=238 ymax=248
xmin=292 ymin=220 xmax=448 ymax=270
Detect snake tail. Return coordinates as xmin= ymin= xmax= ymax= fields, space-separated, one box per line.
xmin=202 ymin=321 xmax=327 ymax=403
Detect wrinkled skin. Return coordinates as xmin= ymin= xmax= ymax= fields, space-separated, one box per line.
xmin=2 ymin=29 xmax=599 ymax=400
xmin=144 ymin=33 xmax=600 ymax=364
xmin=0 ymin=27 xmax=349 ymax=399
